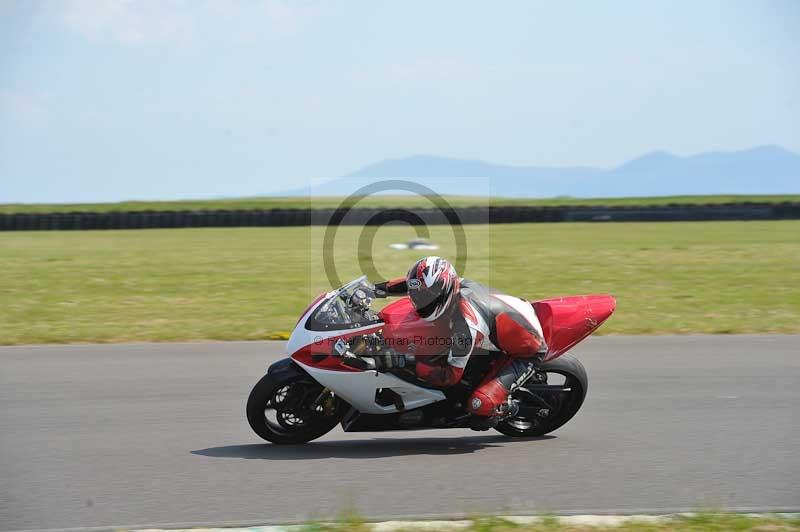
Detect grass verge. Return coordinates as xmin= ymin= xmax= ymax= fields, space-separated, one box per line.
xmin=294 ymin=512 xmax=800 ymax=531
xmin=1 ymin=221 xmax=798 ymax=344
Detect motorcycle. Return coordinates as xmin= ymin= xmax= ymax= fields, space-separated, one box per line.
xmin=247 ymin=276 xmax=615 ymax=444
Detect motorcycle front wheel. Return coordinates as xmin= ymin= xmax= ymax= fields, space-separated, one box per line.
xmin=246 ymin=372 xmax=345 ymax=444
xmin=495 ymin=354 xmax=588 ymax=438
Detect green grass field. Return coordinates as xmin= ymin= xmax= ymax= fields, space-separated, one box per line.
xmin=1 ymin=221 xmax=798 ymax=344
xmin=1 ymin=194 xmax=798 ymax=214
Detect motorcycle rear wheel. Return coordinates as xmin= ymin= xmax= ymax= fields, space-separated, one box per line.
xmin=246 ymin=372 xmax=344 ymax=444
xmin=495 ymin=354 xmax=588 ymax=438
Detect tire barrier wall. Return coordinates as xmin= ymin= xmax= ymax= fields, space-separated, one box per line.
xmin=1 ymin=202 xmax=799 ymax=231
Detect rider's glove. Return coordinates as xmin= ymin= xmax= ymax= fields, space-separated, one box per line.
xmin=373 ymin=350 xmax=406 ymax=372
xmin=373 ymin=281 xmax=388 ymax=299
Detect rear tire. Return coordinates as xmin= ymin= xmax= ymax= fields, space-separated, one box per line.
xmin=495 ymin=354 xmax=588 ymax=438
xmin=246 ymin=372 xmax=344 ymax=444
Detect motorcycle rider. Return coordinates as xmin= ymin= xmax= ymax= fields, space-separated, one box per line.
xmin=373 ymin=256 xmax=548 ymax=430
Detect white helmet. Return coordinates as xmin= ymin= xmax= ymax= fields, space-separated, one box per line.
xmin=406 ymin=256 xmax=461 ymax=321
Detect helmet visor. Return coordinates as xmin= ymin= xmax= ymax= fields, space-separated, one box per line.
xmin=408 ymin=284 xmax=444 ymax=318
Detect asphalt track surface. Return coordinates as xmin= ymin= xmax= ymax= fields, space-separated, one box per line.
xmin=1 ymin=336 xmax=799 ymax=531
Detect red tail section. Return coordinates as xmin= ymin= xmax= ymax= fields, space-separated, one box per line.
xmin=532 ymin=295 xmax=616 ymax=361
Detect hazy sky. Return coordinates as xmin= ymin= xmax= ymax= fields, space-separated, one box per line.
xmin=1 ymin=1 xmax=799 ymax=203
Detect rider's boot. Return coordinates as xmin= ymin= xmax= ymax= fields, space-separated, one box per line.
xmin=467 ymin=357 xmax=537 ymax=430
xmin=468 ymin=397 xmax=520 ymax=431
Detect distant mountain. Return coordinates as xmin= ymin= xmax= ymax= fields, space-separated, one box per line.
xmin=286 ymin=145 xmax=800 ymax=197
xmin=583 ymin=145 xmax=800 ymax=196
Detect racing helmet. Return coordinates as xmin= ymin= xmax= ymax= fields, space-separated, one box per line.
xmin=406 ymin=256 xmax=461 ymax=321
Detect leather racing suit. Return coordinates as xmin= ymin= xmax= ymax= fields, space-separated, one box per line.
xmin=376 ymin=278 xmax=548 ymax=419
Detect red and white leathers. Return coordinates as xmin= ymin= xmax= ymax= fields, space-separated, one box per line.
xmin=375 ymin=278 xmax=548 ymax=418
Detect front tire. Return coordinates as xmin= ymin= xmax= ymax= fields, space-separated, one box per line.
xmin=495 ymin=354 xmax=588 ymax=438
xmin=246 ymin=372 xmax=344 ymax=444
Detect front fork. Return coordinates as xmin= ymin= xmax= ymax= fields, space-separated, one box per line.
xmin=310 ymin=387 xmax=338 ymax=417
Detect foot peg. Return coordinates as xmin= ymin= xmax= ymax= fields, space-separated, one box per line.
xmin=500 ymin=398 xmax=520 ymax=419
xmin=469 ymin=399 xmax=520 ymax=431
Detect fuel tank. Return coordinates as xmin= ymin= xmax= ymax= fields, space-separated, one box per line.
xmin=378 ymin=298 xmax=453 ymax=356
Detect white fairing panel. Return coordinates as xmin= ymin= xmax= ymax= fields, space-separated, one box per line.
xmin=295 ymin=360 xmax=447 ymax=414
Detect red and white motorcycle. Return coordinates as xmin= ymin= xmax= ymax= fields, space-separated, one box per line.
xmin=247 ymin=276 xmax=615 ymax=444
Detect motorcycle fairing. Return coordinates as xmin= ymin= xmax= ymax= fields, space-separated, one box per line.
xmin=293 ymin=359 xmax=446 ymax=414
xmin=287 ymin=285 xmax=383 ymax=372
xmin=288 ymin=279 xmax=448 ymax=414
